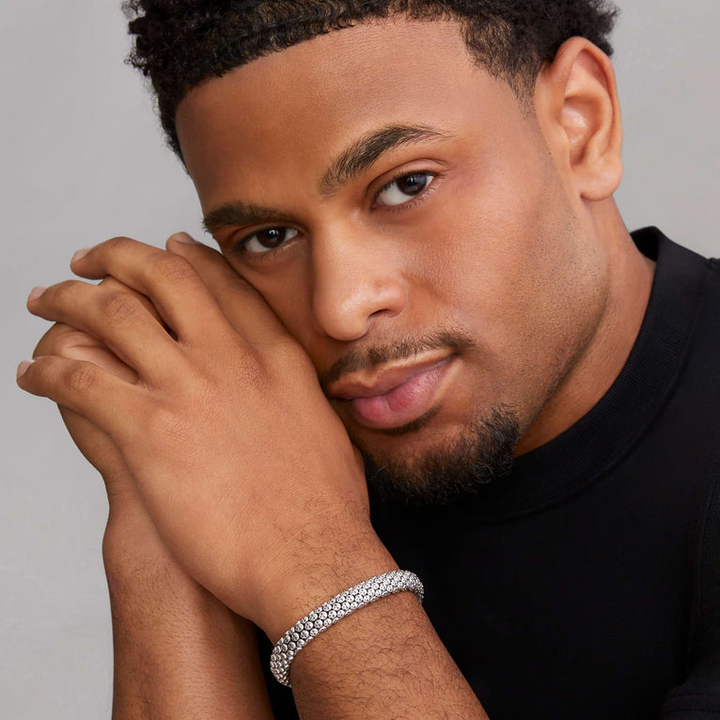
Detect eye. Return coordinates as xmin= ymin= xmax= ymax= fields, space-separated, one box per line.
xmin=235 ymin=227 xmax=299 ymax=256
xmin=375 ymin=172 xmax=436 ymax=208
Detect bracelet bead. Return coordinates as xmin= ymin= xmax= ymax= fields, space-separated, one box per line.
xmin=270 ymin=569 xmax=424 ymax=687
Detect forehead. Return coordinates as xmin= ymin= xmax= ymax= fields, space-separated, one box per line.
xmin=175 ymin=16 xmax=520 ymax=207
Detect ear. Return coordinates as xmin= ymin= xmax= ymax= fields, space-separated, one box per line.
xmin=534 ymin=37 xmax=623 ymax=201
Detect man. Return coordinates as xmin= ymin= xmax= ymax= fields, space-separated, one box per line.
xmin=17 ymin=0 xmax=720 ymax=717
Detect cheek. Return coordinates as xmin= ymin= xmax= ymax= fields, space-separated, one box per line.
xmin=408 ymin=145 xmax=593 ymax=381
xmin=408 ymin=151 xmax=556 ymax=321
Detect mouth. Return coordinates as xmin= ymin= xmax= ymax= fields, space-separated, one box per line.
xmin=328 ymin=352 xmax=457 ymax=431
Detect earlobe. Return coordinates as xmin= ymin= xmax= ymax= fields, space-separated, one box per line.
xmin=536 ymin=37 xmax=623 ymax=202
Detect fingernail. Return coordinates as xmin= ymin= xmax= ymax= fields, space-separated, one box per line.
xmin=71 ymin=247 xmax=92 ymax=264
xmin=169 ymin=232 xmax=196 ymax=245
xmin=16 ymin=359 xmax=34 ymax=379
xmin=28 ymin=286 xmax=47 ymax=302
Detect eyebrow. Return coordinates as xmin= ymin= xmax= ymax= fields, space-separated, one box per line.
xmin=318 ymin=123 xmax=453 ymax=197
xmin=202 ymin=123 xmax=452 ymax=235
xmin=203 ymin=201 xmax=293 ymax=235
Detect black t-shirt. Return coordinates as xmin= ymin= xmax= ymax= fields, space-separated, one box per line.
xmin=261 ymin=227 xmax=720 ymax=719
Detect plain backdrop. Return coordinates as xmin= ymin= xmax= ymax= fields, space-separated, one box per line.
xmin=1 ymin=2 xmax=718 ymax=717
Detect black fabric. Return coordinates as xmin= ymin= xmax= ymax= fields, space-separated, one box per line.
xmin=260 ymin=227 xmax=720 ymax=719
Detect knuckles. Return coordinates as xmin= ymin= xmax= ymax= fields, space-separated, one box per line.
xmin=103 ymin=236 xmax=136 ymax=255
xmin=99 ymin=291 xmax=144 ymax=327
xmin=102 ymin=235 xmax=199 ymax=286
xmin=24 ymin=355 xmax=97 ymax=395
xmin=146 ymin=252 xmax=198 ymax=286
xmin=100 ymin=236 xmax=201 ymax=291
xmin=64 ymin=362 xmax=98 ymax=393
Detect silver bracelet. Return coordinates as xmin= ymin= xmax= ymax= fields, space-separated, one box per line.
xmin=270 ymin=569 xmax=424 ymax=687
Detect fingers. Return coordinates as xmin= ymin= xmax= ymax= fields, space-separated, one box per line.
xmin=99 ymin=275 xmax=167 ymax=329
xmin=34 ymin=318 xmax=141 ymax=500
xmin=34 ymin=323 xmax=138 ymax=383
xmin=17 ymin=355 xmax=144 ymax=442
xmin=32 ymin=275 xmax=169 ymax=384
xmin=27 ymin=280 xmax=181 ymax=384
xmin=165 ymin=234 xmax=290 ymax=346
xmin=70 ymin=236 xmax=229 ymax=343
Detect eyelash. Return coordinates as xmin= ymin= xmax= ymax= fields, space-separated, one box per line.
xmin=374 ymin=170 xmax=439 ymax=212
xmin=230 ymin=169 xmax=440 ymax=259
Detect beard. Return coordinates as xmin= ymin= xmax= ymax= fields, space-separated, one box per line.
xmin=359 ymin=403 xmax=521 ymax=506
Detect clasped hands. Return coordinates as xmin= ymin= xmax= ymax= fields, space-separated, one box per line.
xmin=18 ymin=235 xmax=391 ymax=641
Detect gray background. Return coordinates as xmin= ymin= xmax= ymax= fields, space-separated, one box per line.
xmin=1 ymin=2 xmax=718 ymax=717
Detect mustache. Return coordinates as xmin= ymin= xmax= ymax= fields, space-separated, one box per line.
xmin=320 ymin=329 xmax=476 ymax=391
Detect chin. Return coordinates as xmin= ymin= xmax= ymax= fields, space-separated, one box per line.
xmin=357 ymin=403 xmax=522 ymax=505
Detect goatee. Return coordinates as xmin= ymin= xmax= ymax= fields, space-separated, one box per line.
xmin=360 ymin=403 xmax=521 ymax=506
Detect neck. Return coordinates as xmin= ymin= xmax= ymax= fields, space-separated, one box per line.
xmin=515 ymin=202 xmax=657 ymax=455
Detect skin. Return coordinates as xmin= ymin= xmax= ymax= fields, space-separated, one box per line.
xmin=176 ymin=18 xmax=655 ymax=475
xmin=19 ymin=15 xmax=657 ymax=718
xmin=35 ymin=295 xmax=274 ymax=719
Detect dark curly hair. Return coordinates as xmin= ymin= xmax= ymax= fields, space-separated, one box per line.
xmin=123 ymin=0 xmax=620 ymax=159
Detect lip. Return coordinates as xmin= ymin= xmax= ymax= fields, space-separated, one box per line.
xmin=329 ymin=353 xmax=457 ymax=431
xmin=328 ymin=350 xmax=454 ymax=399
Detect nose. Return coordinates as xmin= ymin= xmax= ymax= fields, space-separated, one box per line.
xmin=310 ymin=233 xmax=407 ymax=342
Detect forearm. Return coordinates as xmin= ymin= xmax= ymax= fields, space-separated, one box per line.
xmin=104 ymin=522 xmax=273 ymax=719
xmin=289 ymin=591 xmax=487 ymax=719
xmin=257 ymin=533 xmax=487 ymax=719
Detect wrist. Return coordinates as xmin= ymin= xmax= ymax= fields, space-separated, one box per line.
xmin=250 ymin=523 xmax=398 ymax=643
xmin=270 ymin=569 xmax=424 ymax=686
xmin=102 ymin=510 xmax=183 ymax=589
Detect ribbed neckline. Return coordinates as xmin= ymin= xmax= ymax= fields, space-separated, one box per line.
xmin=370 ymin=228 xmax=712 ymax=523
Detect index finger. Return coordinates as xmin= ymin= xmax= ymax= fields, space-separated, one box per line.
xmin=70 ymin=236 xmax=229 ymax=344
xmin=166 ymin=234 xmax=292 ymax=347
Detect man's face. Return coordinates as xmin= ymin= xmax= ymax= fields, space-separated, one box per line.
xmin=175 ymin=17 xmax=608 ymax=501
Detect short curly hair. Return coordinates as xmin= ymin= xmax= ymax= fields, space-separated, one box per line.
xmin=124 ymin=0 xmax=620 ymax=159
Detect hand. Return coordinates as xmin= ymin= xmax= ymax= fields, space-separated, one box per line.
xmin=19 ymin=236 xmax=391 ymax=637
xmin=31 ymin=278 xmax=185 ymax=562
xmin=34 ymin=278 xmax=144 ymax=499
xmin=33 ymin=300 xmax=275 ymax=719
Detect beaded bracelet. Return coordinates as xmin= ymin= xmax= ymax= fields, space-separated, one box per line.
xmin=270 ymin=569 xmax=424 ymax=687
